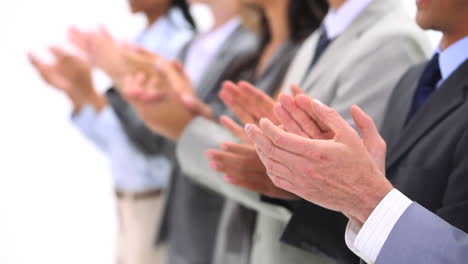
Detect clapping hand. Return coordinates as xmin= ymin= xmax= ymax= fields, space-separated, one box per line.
xmin=28 ymin=46 xmax=105 ymax=112
xmin=246 ymin=94 xmax=392 ymax=224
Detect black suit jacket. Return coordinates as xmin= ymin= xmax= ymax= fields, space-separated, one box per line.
xmin=382 ymin=59 xmax=468 ymax=233
xmin=280 ymin=59 xmax=468 ymax=264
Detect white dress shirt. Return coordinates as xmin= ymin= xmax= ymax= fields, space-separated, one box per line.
xmin=323 ymin=0 xmax=373 ymax=39
xmin=72 ymin=8 xmax=193 ymax=192
xmin=184 ymin=17 xmax=240 ymax=86
xmin=345 ymin=36 xmax=468 ymax=264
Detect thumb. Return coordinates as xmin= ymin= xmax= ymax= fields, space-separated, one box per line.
xmin=351 ymin=105 xmax=386 ymax=172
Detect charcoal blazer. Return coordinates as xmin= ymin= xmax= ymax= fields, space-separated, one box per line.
xmin=381 ymin=59 xmax=468 ymax=234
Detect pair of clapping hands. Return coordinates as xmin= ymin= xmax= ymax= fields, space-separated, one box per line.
xmin=29 ymin=26 xmax=211 ymax=140
xmin=209 ymin=82 xmax=394 ymax=226
xmin=67 ymin=27 xmax=214 ymax=140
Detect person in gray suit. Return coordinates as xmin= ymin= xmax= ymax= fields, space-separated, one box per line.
xmin=178 ymin=0 xmax=430 ymax=262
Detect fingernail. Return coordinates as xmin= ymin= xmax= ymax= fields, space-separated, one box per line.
xmin=314 ymin=99 xmax=325 ymax=107
xmin=259 ymin=118 xmax=268 ymax=127
xmin=245 ymin=124 xmax=253 ymax=133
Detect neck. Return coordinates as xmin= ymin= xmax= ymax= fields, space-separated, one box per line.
xmin=328 ymin=0 xmax=346 ymax=10
xmin=264 ymin=1 xmax=290 ymax=44
xmin=208 ymin=1 xmax=240 ymax=30
xmin=144 ymin=5 xmax=170 ymax=26
xmin=440 ymin=32 xmax=468 ymax=51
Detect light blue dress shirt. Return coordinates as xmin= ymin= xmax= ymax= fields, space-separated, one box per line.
xmin=72 ymin=8 xmax=193 ymax=192
xmin=438 ymin=36 xmax=468 ymax=86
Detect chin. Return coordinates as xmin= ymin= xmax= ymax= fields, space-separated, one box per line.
xmin=415 ymin=13 xmax=432 ymax=30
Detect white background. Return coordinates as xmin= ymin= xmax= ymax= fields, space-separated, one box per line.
xmin=0 ymin=1 xmax=439 ymax=263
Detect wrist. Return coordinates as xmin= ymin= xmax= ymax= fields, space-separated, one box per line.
xmin=353 ymin=177 xmax=394 ymax=224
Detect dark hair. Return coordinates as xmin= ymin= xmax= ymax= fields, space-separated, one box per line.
xmin=226 ymin=0 xmax=329 ymax=82
xmin=170 ymin=0 xmax=196 ymax=30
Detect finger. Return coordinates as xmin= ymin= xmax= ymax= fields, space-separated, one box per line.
xmin=98 ymin=25 xmax=113 ymax=40
xmin=295 ymin=94 xmax=358 ymax=142
xmin=68 ymin=27 xmax=89 ymax=51
xmin=238 ymin=81 xmax=275 ymax=121
xmin=220 ymin=142 xmax=265 ymax=171
xmin=290 ymin=84 xmax=304 ymax=96
xmin=49 ymin=46 xmax=70 ymax=61
xmin=246 ymin=122 xmax=311 ymax=166
xmin=219 ymin=142 xmax=256 ymax=157
xmin=351 ymin=105 xmax=386 ymax=170
xmin=219 ymin=83 xmax=258 ymax=124
xmin=279 ymin=94 xmax=326 ymax=139
xmin=180 ymin=94 xmax=213 ymax=118
xmin=274 ymin=103 xmax=309 ymax=138
xmin=140 ymin=77 xmax=168 ymax=102
xmin=28 ymin=52 xmax=44 ymax=69
xmin=220 ymin=116 xmax=252 ymax=144
xmin=219 ymin=81 xmax=241 ymax=105
xmin=256 ymin=149 xmax=300 ymax=192
xmin=219 ymin=92 xmax=258 ymax=124
xmin=206 ymin=149 xmax=245 ymax=171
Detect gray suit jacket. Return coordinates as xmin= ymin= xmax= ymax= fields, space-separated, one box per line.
xmin=159 ymin=26 xmax=258 ymax=264
xmin=177 ymin=41 xmax=314 ymax=264
xmin=178 ymin=0 xmax=431 ymax=263
xmin=107 ymin=25 xmax=257 ymax=264
xmin=376 ymin=203 xmax=468 ymax=264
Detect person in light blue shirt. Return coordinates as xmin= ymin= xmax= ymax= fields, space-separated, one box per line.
xmin=29 ymin=0 xmax=195 ymax=263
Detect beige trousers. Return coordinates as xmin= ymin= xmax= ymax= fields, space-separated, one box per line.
xmin=116 ymin=193 xmax=165 ymax=264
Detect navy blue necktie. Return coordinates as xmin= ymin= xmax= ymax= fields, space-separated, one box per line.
xmin=311 ymin=29 xmax=332 ymax=66
xmin=302 ymin=29 xmax=332 ymax=83
xmin=406 ymin=54 xmax=442 ymax=122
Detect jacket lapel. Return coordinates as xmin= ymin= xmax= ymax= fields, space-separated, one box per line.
xmin=197 ymin=26 xmax=254 ymax=101
xmin=300 ymin=0 xmax=398 ymax=91
xmin=382 ymin=63 xmax=426 ymax=149
xmin=386 ymin=60 xmax=468 ymax=169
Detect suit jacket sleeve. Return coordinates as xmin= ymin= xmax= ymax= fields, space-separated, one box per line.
xmin=436 ymin=128 xmax=468 ymax=232
xmin=176 ymin=116 xmax=293 ymax=222
xmin=105 ymin=88 xmax=166 ymax=155
xmin=376 ymin=203 xmax=468 ymax=264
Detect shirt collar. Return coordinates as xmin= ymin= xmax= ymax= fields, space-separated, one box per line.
xmin=136 ymin=8 xmax=187 ymax=47
xmin=323 ymin=0 xmax=373 ymax=39
xmin=195 ymin=17 xmax=240 ymax=51
xmin=438 ymin=36 xmax=468 ymax=82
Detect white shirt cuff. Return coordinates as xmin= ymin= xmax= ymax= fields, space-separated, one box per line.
xmin=345 ymin=189 xmax=412 ymax=264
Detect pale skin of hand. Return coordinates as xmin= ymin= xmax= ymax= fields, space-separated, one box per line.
xmin=68 ymin=26 xmax=158 ymax=89
xmin=121 ymin=60 xmax=214 ymax=140
xmin=205 ymin=83 xmax=305 ymax=199
xmin=245 ymin=96 xmax=393 ymax=225
xmin=28 ymin=47 xmax=105 ymax=113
